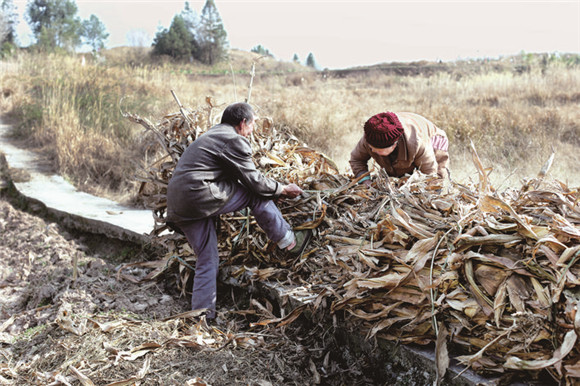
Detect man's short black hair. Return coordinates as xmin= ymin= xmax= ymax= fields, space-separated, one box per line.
xmin=221 ymin=103 xmax=255 ymax=127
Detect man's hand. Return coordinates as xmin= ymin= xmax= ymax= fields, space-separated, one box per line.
xmin=281 ymin=183 xmax=303 ymax=198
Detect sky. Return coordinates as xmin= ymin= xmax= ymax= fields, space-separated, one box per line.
xmin=11 ymin=0 xmax=580 ymax=69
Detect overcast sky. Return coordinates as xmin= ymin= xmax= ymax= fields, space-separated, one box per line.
xmin=12 ymin=0 xmax=580 ymax=69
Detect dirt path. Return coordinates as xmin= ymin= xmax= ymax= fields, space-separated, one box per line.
xmin=0 ymin=197 xmax=382 ymax=385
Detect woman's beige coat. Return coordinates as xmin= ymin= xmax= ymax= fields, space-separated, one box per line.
xmin=349 ymin=112 xmax=449 ymax=179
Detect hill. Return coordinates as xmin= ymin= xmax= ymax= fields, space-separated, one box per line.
xmin=99 ymin=46 xmax=310 ymax=75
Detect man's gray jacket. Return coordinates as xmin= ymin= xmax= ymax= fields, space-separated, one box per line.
xmin=166 ymin=123 xmax=284 ymax=224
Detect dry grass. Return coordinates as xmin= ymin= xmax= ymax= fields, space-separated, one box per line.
xmin=0 ymin=49 xmax=578 ymax=202
xmin=254 ymin=66 xmax=580 ymax=188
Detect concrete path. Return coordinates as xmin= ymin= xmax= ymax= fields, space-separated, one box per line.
xmin=0 ymin=120 xmax=154 ymax=242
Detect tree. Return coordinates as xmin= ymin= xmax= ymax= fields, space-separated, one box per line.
xmin=0 ymin=11 xmax=9 ymax=46
xmin=198 ymin=0 xmax=228 ymax=65
xmin=292 ymin=53 xmax=300 ymax=63
xmin=181 ymin=1 xmax=200 ymax=41
xmin=306 ymin=52 xmax=318 ymax=69
xmin=152 ymin=14 xmax=198 ymax=61
xmin=126 ymin=28 xmax=150 ymax=48
xmin=151 ymin=1 xmax=228 ymax=64
xmin=25 ymin=0 xmax=82 ymax=52
xmin=81 ymin=14 xmax=108 ymax=52
xmin=251 ymin=44 xmax=273 ymax=57
xmin=0 ymin=0 xmax=17 ymax=46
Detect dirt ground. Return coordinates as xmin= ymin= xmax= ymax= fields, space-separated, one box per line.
xmin=0 ymin=196 xmax=390 ymax=385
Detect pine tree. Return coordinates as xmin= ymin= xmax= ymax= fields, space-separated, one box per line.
xmin=306 ymin=52 xmax=318 ymax=69
xmin=251 ymin=44 xmax=273 ymax=57
xmin=25 ymin=0 xmax=82 ymax=52
xmin=198 ymin=0 xmax=228 ymax=65
xmin=292 ymin=53 xmax=300 ymax=63
xmin=81 ymin=14 xmax=109 ymax=52
xmin=181 ymin=1 xmax=200 ymax=41
xmin=152 ymin=14 xmax=198 ymax=61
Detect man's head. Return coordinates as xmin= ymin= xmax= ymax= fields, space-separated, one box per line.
xmin=221 ymin=103 xmax=256 ymax=137
xmin=364 ymin=112 xmax=404 ymax=149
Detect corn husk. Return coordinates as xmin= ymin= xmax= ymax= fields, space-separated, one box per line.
xmin=124 ymin=103 xmax=580 ymax=382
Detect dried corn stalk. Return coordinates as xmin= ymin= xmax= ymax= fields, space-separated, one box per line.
xmin=125 ymin=103 xmax=580 ymax=383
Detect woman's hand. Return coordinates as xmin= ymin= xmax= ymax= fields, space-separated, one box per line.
xmin=358 ymin=175 xmax=372 ymax=187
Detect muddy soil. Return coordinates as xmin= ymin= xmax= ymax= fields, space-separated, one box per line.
xmin=0 ymin=196 xmax=386 ymax=385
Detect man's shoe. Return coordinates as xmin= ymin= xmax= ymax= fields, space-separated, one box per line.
xmin=288 ymin=230 xmax=312 ymax=256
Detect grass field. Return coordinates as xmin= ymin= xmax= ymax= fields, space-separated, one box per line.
xmin=1 ymin=48 xmax=578 ymax=203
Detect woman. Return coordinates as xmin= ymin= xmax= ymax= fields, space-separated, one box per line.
xmin=349 ymin=111 xmax=450 ymax=185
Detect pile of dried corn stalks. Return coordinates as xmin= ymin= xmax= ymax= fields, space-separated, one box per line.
xmin=124 ymin=102 xmax=580 ymax=383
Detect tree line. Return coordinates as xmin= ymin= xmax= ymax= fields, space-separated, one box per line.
xmin=151 ymin=0 xmax=227 ymax=65
xmin=0 ymin=0 xmax=319 ymax=68
xmin=0 ymin=0 xmax=111 ymax=56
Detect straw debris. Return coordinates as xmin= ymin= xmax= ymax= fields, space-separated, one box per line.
xmin=126 ymin=101 xmax=580 ymax=383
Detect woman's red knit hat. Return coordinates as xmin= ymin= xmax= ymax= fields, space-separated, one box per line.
xmin=364 ymin=112 xmax=404 ymax=148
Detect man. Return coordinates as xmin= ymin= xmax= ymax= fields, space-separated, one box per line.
xmin=349 ymin=111 xmax=450 ymax=185
xmin=166 ymin=102 xmax=310 ymax=320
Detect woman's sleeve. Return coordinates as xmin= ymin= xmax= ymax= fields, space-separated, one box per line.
xmin=349 ymin=136 xmax=372 ymax=177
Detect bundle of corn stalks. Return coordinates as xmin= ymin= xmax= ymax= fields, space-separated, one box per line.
xmin=124 ymin=100 xmax=580 ymax=383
